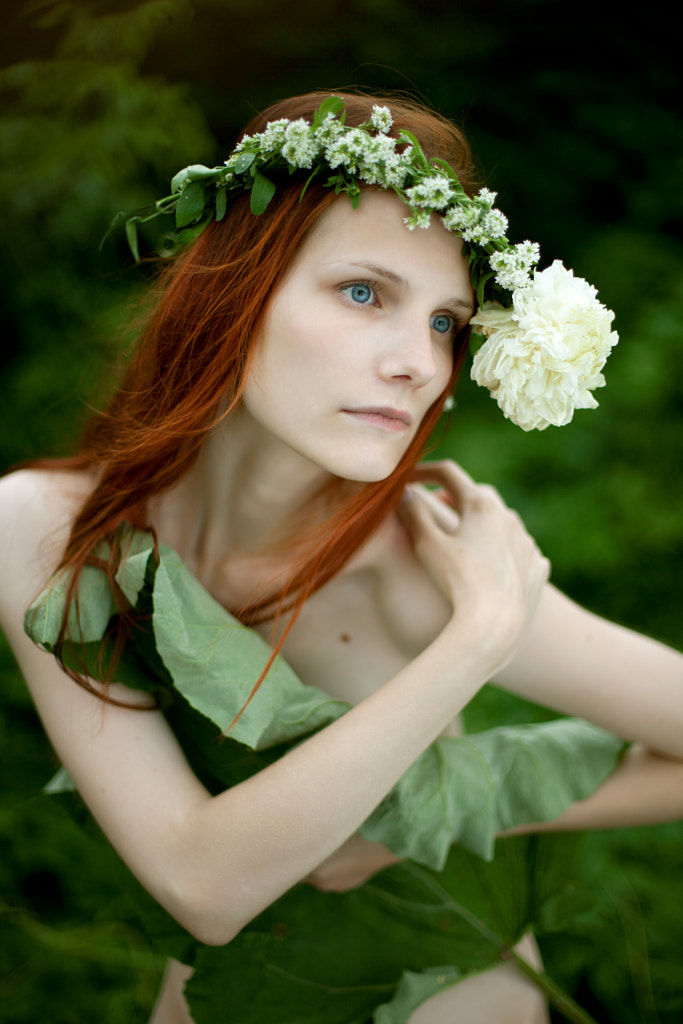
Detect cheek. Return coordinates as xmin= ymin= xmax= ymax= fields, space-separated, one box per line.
xmin=436 ymin=342 xmax=456 ymax=388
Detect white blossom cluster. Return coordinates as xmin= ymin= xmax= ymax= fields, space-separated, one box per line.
xmin=405 ymin=174 xmax=455 ymax=211
xmin=403 ymin=209 xmax=432 ymax=231
xmin=370 ymin=105 xmax=393 ymax=133
xmin=280 ymin=119 xmax=323 ymax=168
xmin=489 ymin=241 xmax=541 ymax=290
xmin=356 ymin=136 xmax=411 ymax=189
xmin=325 ymin=127 xmax=377 ymax=173
xmin=442 ymin=188 xmax=509 ymax=245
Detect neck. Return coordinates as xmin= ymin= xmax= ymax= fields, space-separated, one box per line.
xmin=148 ymin=405 xmax=351 ymax=584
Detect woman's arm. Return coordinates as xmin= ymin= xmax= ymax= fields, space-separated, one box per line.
xmin=494 ymin=583 xmax=683 ymax=759
xmin=0 ymin=466 xmax=548 ymax=946
xmin=407 ymin=462 xmax=683 ymax=843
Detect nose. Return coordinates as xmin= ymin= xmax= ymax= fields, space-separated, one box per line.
xmin=376 ymin=317 xmax=440 ymax=388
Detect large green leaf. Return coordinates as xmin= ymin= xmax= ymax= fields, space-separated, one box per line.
xmin=24 ymin=563 xmax=116 ymax=646
xmin=183 ymin=836 xmax=552 ymax=1024
xmin=25 ymin=526 xmax=624 ymax=868
xmin=361 ymin=720 xmax=623 ymax=865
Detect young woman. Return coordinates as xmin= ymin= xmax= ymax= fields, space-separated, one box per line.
xmin=1 ymin=91 xmax=682 ymax=1024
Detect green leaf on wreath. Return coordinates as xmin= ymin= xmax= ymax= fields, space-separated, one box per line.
xmin=175 ymin=180 xmax=207 ymax=227
xmin=250 ymin=172 xmax=277 ymax=215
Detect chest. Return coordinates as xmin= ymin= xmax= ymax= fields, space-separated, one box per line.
xmin=254 ymin=521 xmax=452 ymax=708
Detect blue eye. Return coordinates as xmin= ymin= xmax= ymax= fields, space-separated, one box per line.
xmin=342 ymin=283 xmax=375 ymax=304
xmin=430 ymin=313 xmax=454 ymax=335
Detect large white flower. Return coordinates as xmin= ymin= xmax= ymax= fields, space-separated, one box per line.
xmin=469 ymin=260 xmax=618 ymax=430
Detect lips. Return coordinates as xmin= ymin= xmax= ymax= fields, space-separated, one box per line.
xmin=342 ymin=406 xmax=414 ymax=431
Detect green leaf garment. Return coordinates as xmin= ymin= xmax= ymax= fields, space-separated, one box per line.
xmin=24 ymin=525 xmax=624 ymax=1024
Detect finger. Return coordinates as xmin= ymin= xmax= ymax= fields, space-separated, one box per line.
xmin=412 ymin=460 xmax=480 ymax=511
xmin=397 ymin=486 xmax=448 ymax=542
xmin=411 ymin=485 xmax=460 ymax=534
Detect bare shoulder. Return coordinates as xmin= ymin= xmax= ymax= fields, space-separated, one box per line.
xmin=0 ymin=468 xmax=95 ymax=617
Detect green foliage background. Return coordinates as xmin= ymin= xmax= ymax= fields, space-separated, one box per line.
xmin=1 ymin=1 xmax=681 ymax=1021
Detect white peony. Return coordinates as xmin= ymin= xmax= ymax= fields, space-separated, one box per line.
xmin=469 ymin=260 xmax=618 ymax=431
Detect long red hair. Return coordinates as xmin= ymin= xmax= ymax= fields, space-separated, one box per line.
xmin=30 ymin=90 xmax=478 ymax=703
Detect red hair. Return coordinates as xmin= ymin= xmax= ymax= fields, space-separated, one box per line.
xmin=30 ymin=90 xmax=477 ymax=705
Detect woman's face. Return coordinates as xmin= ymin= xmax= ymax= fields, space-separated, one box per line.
xmin=242 ymin=189 xmax=473 ymax=482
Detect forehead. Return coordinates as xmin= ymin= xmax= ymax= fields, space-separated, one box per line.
xmin=294 ymin=189 xmax=472 ymax=299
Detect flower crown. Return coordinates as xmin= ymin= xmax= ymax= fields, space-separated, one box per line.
xmin=113 ymin=96 xmax=618 ymax=431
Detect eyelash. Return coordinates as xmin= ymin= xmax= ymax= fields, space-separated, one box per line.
xmin=339 ymin=279 xmax=462 ymax=338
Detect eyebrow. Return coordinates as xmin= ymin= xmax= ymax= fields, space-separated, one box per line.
xmin=341 ymin=260 xmax=474 ymax=314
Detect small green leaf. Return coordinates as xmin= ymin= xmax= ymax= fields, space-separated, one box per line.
xmin=397 ymin=130 xmax=428 ymax=166
xmin=234 ymin=151 xmax=256 ymax=174
xmin=215 ymin=185 xmax=227 ymax=222
xmin=314 ymin=95 xmax=345 ymax=127
xmin=431 ymin=158 xmax=465 ymax=189
xmin=171 ymin=164 xmax=220 ymax=193
xmin=175 ymin=180 xmax=207 ymax=228
xmin=125 ymin=217 xmax=141 ymax=261
xmin=250 ymin=172 xmax=276 ymax=215
xmin=475 ymin=270 xmax=494 ymax=308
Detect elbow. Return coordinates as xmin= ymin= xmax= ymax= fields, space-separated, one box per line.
xmin=178 ymin=894 xmax=250 ymax=947
xmin=186 ymin=919 xmax=240 ymax=948
xmin=180 ymin=908 xmax=239 ymax=947
xmin=174 ymin=901 xmax=246 ymax=948
xmin=156 ymin=877 xmax=249 ymax=947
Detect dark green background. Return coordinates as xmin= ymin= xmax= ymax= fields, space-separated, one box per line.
xmin=1 ymin=1 xmax=682 ymax=1021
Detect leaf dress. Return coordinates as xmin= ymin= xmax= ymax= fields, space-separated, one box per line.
xmin=24 ymin=525 xmax=624 ymax=1024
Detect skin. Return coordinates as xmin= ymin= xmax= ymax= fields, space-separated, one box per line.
xmin=1 ymin=191 xmax=683 ymax=1023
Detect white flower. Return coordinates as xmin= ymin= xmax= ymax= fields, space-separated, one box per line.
xmin=325 ymin=128 xmax=372 ymax=171
xmin=382 ymin=158 xmax=411 ymax=188
xmin=233 ymin=134 xmax=254 ymax=153
xmin=403 ymin=209 xmax=432 ymax=230
xmin=489 ymin=241 xmax=540 ymax=290
xmin=281 ymin=119 xmax=320 ymax=168
xmin=257 ymin=119 xmax=290 ymax=153
xmin=476 ymin=187 xmax=497 ymax=207
xmin=405 ymin=174 xmax=454 ymax=210
xmin=316 ymin=113 xmax=345 ymax=145
xmin=441 ymin=196 xmax=509 ymax=244
xmin=481 ymin=209 xmax=508 ymax=239
xmin=469 ymin=260 xmax=618 ymax=430
xmin=370 ymin=105 xmax=393 ymax=133
xmin=357 ymin=135 xmax=406 ymax=186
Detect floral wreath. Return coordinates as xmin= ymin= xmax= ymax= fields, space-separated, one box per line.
xmin=112 ymin=96 xmax=618 ymax=431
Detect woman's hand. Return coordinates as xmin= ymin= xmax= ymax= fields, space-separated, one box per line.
xmin=399 ymin=460 xmax=550 ymax=675
xmin=304 ymin=834 xmax=402 ymax=892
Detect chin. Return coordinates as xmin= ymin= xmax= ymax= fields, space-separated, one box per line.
xmin=327 ymin=454 xmax=404 ymax=484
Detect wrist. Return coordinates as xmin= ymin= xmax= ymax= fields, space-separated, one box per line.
xmin=439 ymin=611 xmax=521 ymax=681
